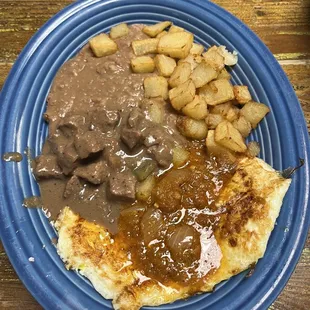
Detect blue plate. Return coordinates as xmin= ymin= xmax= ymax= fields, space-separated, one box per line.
xmin=0 ymin=0 xmax=309 ymax=309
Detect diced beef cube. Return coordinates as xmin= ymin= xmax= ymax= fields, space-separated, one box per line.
xmin=108 ymin=171 xmax=137 ymax=201
xmin=121 ymin=127 xmax=142 ymax=149
xmin=147 ymin=144 xmax=172 ymax=168
xmin=91 ymin=109 xmax=120 ymax=132
xmin=57 ymin=143 xmax=79 ymax=175
xmin=58 ymin=114 xmax=90 ymax=137
xmin=48 ymin=131 xmax=70 ymax=155
xmin=74 ymin=131 xmax=105 ymax=159
xmin=103 ymin=139 xmax=124 ymax=168
xmin=74 ymin=161 xmax=110 ymax=185
xmin=63 ymin=175 xmax=82 ymax=198
xmin=34 ymin=155 xmax=63 ymax=179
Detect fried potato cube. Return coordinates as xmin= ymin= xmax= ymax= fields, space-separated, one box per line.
xmin=132 ymin=38 xmax=159 ymax=56
xmin=233 ymin=85 xmax=252 ymax=104
xmin=136 ymin=175 xmax=156 ymax=201
xmin=218 ymin=45 xmax=238 ymax=66
xmin=217 ymin=68 xmax=231 ymax=80
xmin=202 ymin=46 xmax=225 ymax=71
xmin=169 ymin=80 xmax=196 ymax=110
xmin=169 ymin=62 xmax=191 ymax=88
xmin=194 ymin=55 xmax=204 ymax=64
xmin=226 ymin=106 xmax=240 ymax=122
xmin=242 ymin=102 xmax=270 ymax=125
xmin=144 ymin=76 xmax=168 ymax=100
xmin=210 ymin=102 xmax=239 ymax=122
xmin=190 ymin=43 xmax=204 ymax=56
xmin=190 ymin=61 xmax=218 ymax=88
xmin=168 ymin=25 xmax=185 ymax=33
xmin=178 ymin=54 xmax=199 ymax=71
xmin=110 ymin=23 xmax=129 ymax=39
xmin=210 ymin=102 xmax=232 ymax=116
xmin=240 ymin=101 xmax=270 ymax=128
xmin=215 ymin=120 xmax=247 ymax=153
xmin=89 ymin=34 xmax=118 ymax=57
xmin=147 ymin=100 xmax=165 ymax=124
xmin=173 ymin=147 xmax=190 ymax=168
xmin=156 ymin=31 xmax=168 ymax=39
xmin=206 ymin=113 xmax=225 ymax=129
xmin=131 ymin=56 xmax=155 ymax=73
xmin=143 ymin=21 xmax=172 ymax=37
xmin=232 ymin=116 xmax=252 ymax=138
xmin=182 ymin=95 xmax=208 ymax=120
xmin=206 ymin=130 xmax=236 ymax=162
xmin=177 ymin=116 xmax=208 ymax=140
xmin=158 ymin=32 xmax=194 ymax=59
xmin=154 ymin=54 xmax=176 ymax=77
xmin=199 ymin=79 xmax=235 ymax=106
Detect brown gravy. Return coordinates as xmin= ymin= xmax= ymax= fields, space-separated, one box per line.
xmin=2 ymin=152 xmax=23 ymax=162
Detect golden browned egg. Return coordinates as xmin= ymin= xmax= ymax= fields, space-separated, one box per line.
xmin=55 ymin=156 xmax=291 ymax=310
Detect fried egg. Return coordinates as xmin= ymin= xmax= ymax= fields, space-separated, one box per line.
xmin=55 ymin=157 xmax=291 ymax=309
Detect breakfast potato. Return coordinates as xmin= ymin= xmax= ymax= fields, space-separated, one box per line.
xmin=215 ymin=120 xmax=247 ymax=153
xmin=240 ymin=101 xmax=270 ymax=128
xmin=182 ymin=95 xmax=208 ymax=120
xmin=205 ymin=113 xmax=225 ymax=129
xmin=232 ymin=116 xmax=252 ymax=138
xmin=143 ymin=21 xmax=172 ymax=37
xmin=190 ymin=43 xmax=204 ymax=56
xmin=226 ymin=105 xmax=240 ymax=122
xmin=218 ymin=45 xmax=238 ymax=66
xmin=169 ymin=80 xmax=196 ymax=110
xmin=177 ymin=116 xmax=208 ymax=140
xmin=233 ymin=85 xmax=252 ymax=104
xmin=168 ymin=25 xmax=185 ymax=33
xmin=199 ymin=79 xmax=235 ymax=106
xmin=202 ymin=46 xmax=225 ymax=71
xmin=194 ymin=55 xmax=204 ymax=64
xmin=89 ymin=34 xmax=118 ymax=57
xmin=156 ymin=31 xmax=168 ymax=39
xmin=217 ymin=68 xmax=231 ymax=80
xmin=172 ymin=147 xmax=190 ymax=168
xmin=110 ymin=23 xmax=129 ymax=39
xmin=132 ymin=38 xmax=159 ymax=56
xmin=190 ymin=61 xmax=218 ymax=88
xmin=211 ymin=102 xmax=239 ymax=122
xmin=178 ymin=55 xmax=199 ymax=71
xmin=206 ymin=130 xmax=236 ymax=162
xmin=147 ymin=100 xmax=165 ymax=124
xmin=144 ymin=76 xmax=168 ymax=100
xmin=131 ymin=56 xmax=155 ymax=73
xmin=136 ymin=175 xmax=156 ymax=201
xmin=169 ymin=62 xmax=191 ymax=88
xmin=158 ymin=32 xmax=194 ymax=59
xmin=154 ymin=54 xmax=176 ymax=77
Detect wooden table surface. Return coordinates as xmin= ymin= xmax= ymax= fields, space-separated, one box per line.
xmin=0 ymin=0 xmax=309 ymax=309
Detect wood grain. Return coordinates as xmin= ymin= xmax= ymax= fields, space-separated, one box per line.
xmin=0 ymin=1 xmax=309 ymax=309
